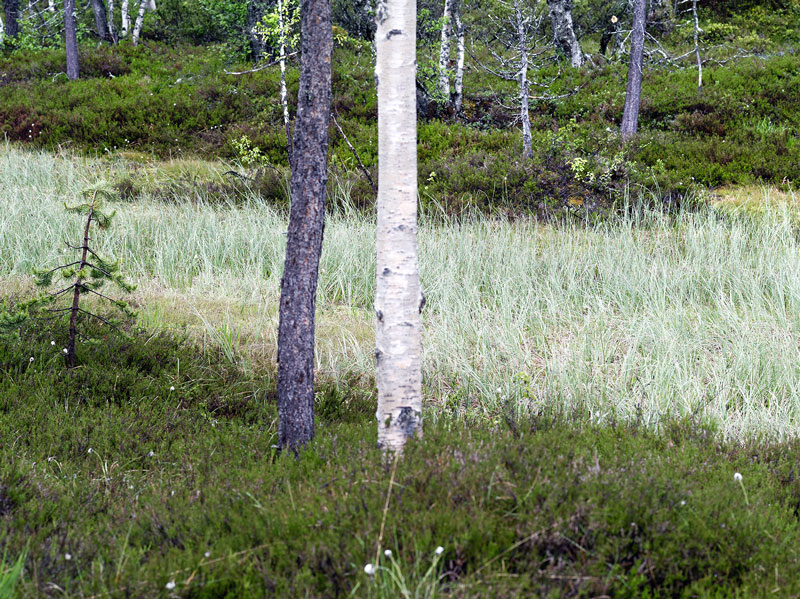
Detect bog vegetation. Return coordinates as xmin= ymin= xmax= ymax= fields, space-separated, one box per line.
xmin=2 ymin=0 xmax=800 ymax=596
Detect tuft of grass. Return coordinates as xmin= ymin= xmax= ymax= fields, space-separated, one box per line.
xmin=0 ymin=550 xmax=26 ymax=599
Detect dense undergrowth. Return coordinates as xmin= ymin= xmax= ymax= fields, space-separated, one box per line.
xmin=1 ymin=3 xmax=799 ymax=216
xmin=2 ymin=319 xmax=800 ymax=598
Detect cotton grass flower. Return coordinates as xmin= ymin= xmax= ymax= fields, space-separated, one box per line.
xmin=435 ymin=546 xmax=444 ymax=555
xmin=165 ymin=581 xmax=176 ymax=590
xmin=363 ymin=563 xmax=375 ymax=576
xmin=64 ymin=553 xmax=72 ymax=561
xmin=733 ymin=472 xmax=742 ymax=482
xmin=384 ymin=549 xmax=392 ymax=558
xmin=734 ymin=472 xmax=749 ymax=506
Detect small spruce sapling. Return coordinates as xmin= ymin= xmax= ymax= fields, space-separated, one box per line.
xmin=2 ymin=184 xmax=136 ymax=367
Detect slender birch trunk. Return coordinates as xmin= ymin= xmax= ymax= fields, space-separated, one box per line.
xmin=692 ymin=0 xmax=701 ymax=88
xmin=131 ymin=0 xmax=149 ymax=45
xmin=276 ymin=0 xmax=332 ymax=453
xmin=121 ymin=0 xmax=129 ymax=37
xmin=546 ymin=0 xmax=583 ymax=68
xmin=64 ymin=0 xmax=79 ymax=79
xmin=0 ymin=13 xmax=4 ymax=42
xmin=452 ymin=0 xmax=465 ymax=113
xmin=375 ymin=0 xmax=423 ymax=452
xmin=107 ymin=0 xmax=118 ymax=42
xmin=620 ymin=0 xmax=646 ymax=140
xmin=437 ymin=0 xmax=453 ymax=100
xmin=278 ymin=0 xmax=293 ymax=166
xmin=48 ymin=0 xmax=55 ymax=12
xmin=514 ymin=0 xmax=532 ymax=159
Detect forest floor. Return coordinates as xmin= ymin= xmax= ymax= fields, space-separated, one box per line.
xmin=3 ymin=146 xmax=800 ymax=597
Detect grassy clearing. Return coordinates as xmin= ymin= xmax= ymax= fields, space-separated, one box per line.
xmin=3 ymin=319 xmax=800 ymax=598
xmin=4 ymin=145 xmax=800 ymax=440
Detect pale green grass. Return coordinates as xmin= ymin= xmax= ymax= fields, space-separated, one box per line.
xmin=3 ymin=144 xmax=800 ymax=440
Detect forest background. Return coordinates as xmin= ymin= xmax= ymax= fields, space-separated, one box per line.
xmin=3 ymin=0 xmax=800 ymax=597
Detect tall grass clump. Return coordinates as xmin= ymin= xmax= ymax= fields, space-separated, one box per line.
xmin=3 ymin=145 xmax=800 ymax=440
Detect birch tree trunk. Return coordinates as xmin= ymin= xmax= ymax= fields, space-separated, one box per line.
xmin=107 ymin=0 xmax=118 ymax=42
xmin=64 ymin=0 xmax=79 ymax=79
xmin=276 ymin=0 xmax=332 ymax=453
xmin=131 ymin=0 xmax=152 ymax=45
xmin=692 ymin=0 xmax=701 ymax=88
xmin=120 ymin=0 xmax=129 ymax=37
xmin=546 ymin=0 xmax=583 ymax=68
xmin=452 ymin=0 xmax=465 ymax=113
xmin=375 ymin=0 xmax=423 ymax=452
xmin=278 ymin=0 xmax=293 ymax=166
xmin=620 ymin=0 xmax=646 ymax=140
xmin=91 ymin=0 xmax=110 ymax=41
xmin=437 ymin=0 xmax=453 ymax=100
xmin=3 ymin=0 xmax=19 ymax=37
xmin=514 ymin=0 xmax=532 ymax=159
xmin=48 ymin=0 xmax=55 ymax=12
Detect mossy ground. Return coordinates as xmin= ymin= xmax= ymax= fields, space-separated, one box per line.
xmin=3 ymin=319 xmax=800 ymax=598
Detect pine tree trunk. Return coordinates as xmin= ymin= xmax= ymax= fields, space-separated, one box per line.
xmin=278 ymin=0 xmax=293 ymax=166
xmin=91 ymin=0 xmax=110 ymax=41
xmin=276 ymin=0 xmax=332 ymax=453
xmin=546 ymin=0 xmax=583 ymax=68
xmin=64 ymin=0 xmax=79 ymax=79
xmin=375 ymin=0 xmax=423 ymax=452
xmin=247 ymin=0 xmax=270 ymax=60
xmin=620 ymin=0 xmax=646 ymax=140
xmin=121 ymin=0 xmax=129 ymax=37
xmin=131 ymin=0 xmax=148 ymax=45
xmin=452 ymin=0 xmax=465 ymax=113
xmin=3 ymin=0 xmax=19 ymax=37
xmin=437 ymin=0 xmax=453 ymax=100
xmin=107 ymin=0 xmax=118 ymax=42
xmin=515 ymin=0 xmax=532 ymax=159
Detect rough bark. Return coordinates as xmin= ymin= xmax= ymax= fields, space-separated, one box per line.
xmin=3 ymin=0 xmax=19 ymax=37
xmin=64 ymin=0 xmax=79 ymax=79
xmin=514 ymin=0 xmax=532 ymax=159
xmin=91 ymin=0 xmax=110 ymax=41
xmin=620 ymin=0 xmax=646 ymax=140
xmin=437 ymin=0 xmax=453 ymax=99
xmin=276 ymin=0 xmax=332 ymax=453
xmin=375 ymin=0 xmax=423 ymax=452
xmin=546 ymin=0 xmax=582 ymax=68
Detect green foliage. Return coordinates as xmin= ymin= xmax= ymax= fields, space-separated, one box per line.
xmin=4 ymin=320 xmax=800 ymax=596
xmin=0 ymin=549 xmax=26 ymax=599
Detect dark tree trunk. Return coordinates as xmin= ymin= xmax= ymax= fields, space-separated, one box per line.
xmin=247 ymin=0 xmax=273 ymax=60
xmin=64 ymin=0 xmax=79 ymax=80
xmin=3 ymin=0 xmax=19 ymax=37
xmin=91 ymin=0 xmax=111 ymax=41
xmin=620 ymin=0 xmax=645 ymax=140
xmin=276 ymin=0 xmax=332 ymax=453
xmin=546 ymin=0 xmax=583 ymax=68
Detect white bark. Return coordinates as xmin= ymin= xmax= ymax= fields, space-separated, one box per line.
xmin=514 ymin=0 xmax=532 ymax=158
xmin=453 ymin=3 xmax=465 ymax=113
xmin=131 ymin=0 xmax=148 ymax=45
xmin=437 ymin=0 xmax=453 ymax=99
xmin=121 ymin=0 xmax=129 ymax=36
xmin=692 ymin=0 xmax=701 ymax=88
xmin=107 ymin=0 xmax=117 ymax=42
xmin=0 ymin=14 xmax=4 ymax=43
xmin=48 ymin=0 xmax=55 ymax=12
xmin=375 ymin=0 xmax=423 ymax=452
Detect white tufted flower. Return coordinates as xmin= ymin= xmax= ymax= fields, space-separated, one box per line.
xmin=734 ymin=472 xmax=742 ymax=482
xmin=364 ymin=563 xmax=375 ymax=575
xmin=435 ymin=546 xmax=444 ymax=555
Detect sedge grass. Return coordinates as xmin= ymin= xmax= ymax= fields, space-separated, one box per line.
xmin=3 ymin=144 xmax=800 ymax=440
